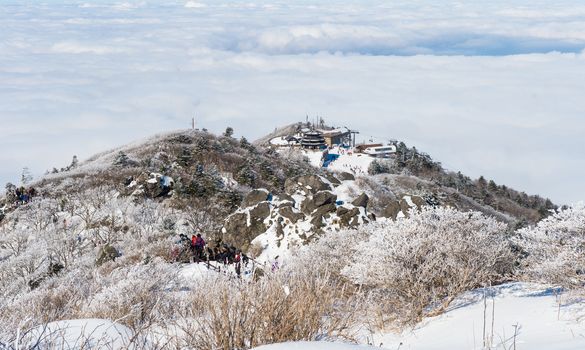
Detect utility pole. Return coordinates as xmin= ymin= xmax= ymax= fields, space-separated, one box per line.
xmin=343 ymin=126 xmax=359 ymax=148
xmin=192 ymin=116 xmax=195 ymax=130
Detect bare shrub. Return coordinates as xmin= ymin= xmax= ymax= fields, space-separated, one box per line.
xmin=82 ymin=261 xmax=177 ymax=330
xmin=173 ymin=269 xmax=357 ymax=349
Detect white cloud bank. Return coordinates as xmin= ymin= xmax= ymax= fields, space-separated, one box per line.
xmin=1 ymin=0 xmax=584 ymax=204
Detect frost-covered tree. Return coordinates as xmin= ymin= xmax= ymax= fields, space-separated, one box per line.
xmin=341 ymin=207 xmax=514 ymax=323
xmin=368 ymin=159 xmax=391 ymax=175
xmin=113 ymin=151 xmax=137 ymax=167
xmin=223 ymin=126 xmax=234 ymax=138
xmin=21 ymin=167 xmax=33 ymax=186
xmin=67 ymin=155 xmax=79 ymax=170
xmin=514 ymin=203 xmax=585 ymax=288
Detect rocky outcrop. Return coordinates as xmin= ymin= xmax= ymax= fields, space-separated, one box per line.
xmin=336 ymin=206 xmax=349 ymax=216
xmin=382 ymin=201 xmax=402 ymax=220
xmin=250 ymin=202 xmax=271 ymax=222
xmin=223 ymin=202 xmax=273 ymax=252
xmin=310 ymin=203 xmax=337 ymax=229
xmin=242 ymin=189 xmax=269 ymax=207
xmin=313 ymin=203 xmax=337 ymax=218
xmin=380 ymin=195 xmax=427 ymax=220
xmin=337 ymin=172 xmax=355 ymax=181
xmin=410 ymin=196 xmax=426 ymax=209
xmin=352 ymin=193 xmax=369 ymax=209
xmin=278 ymin=193 xmax=295 ymax=206
xmin=323 ymin=173 xmax=341 ymax=186
xmin=301 ymin=191 xmax=337 ymax=214
xmin=285 ymin=175 xmax=331 ymax=195
xmin=278 ymin=206 xmax=305 ymax=223
xmin=339 ymin=207 xmax=362 ymax=228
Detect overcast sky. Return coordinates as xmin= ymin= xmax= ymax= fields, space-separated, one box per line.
xmin=1 ymin=0 xmax=584 ymax=205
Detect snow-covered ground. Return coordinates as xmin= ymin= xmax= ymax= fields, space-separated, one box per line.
xmin=25 ymin=319 xmax=134 ymax=349
xmin=250 ymin=283 xmax=585 ymax=350
xmin=20 ymin=283 xmax=585 ymax=349
xmin=325 ymin=148 xmax=374 ymax=176
xmin=176 ymin=265 xmax=585 ymax=350
xmin=372 ymin=282 xmax=585 ymax=350
xmin=282 ymin=147 xmax=374 ymax=176
xmin=251 ymin=342 xmax=379 ymax=350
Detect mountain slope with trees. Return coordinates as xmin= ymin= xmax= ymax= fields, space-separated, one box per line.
xmin=0 ymin=127 xmax=580 ymax=349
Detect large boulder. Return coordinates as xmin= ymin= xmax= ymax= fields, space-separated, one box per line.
xmin=352 ymin=193 xmax=369 ymax=208
xmin=336 ymin=206 xmax=350 ymax=217
xmin=381 ymin=195 xmax=427 ymax=220
xmin=323 ymin=173 xmax=341 ymax=186
xmin=311 ymin=203 xmax=337 ymax=229
xmin=399 ymin=195 xmax=425 ymax=217
xmin=339 ymin=207 xmax=362 ymax=228
xmin=223 ymin=211 xmax=267 ymax=252
xmin=285 ymin=175 xmax=331 ymax=195
xmin=301 ymin=191 xmax=337 ymax=214
xmin=242 ymin=189 xmax=269 ymax=208
xmin=411 ymin=195 xmax=426 ymax=208
xmin=381 ymin=200 xmax=402 ymax=220
xmin=337 ymin=172 xmax=355 ymax=181
xmin=313 ymin=203 xmax=337 ymax=218
xmin=250 ymin=202 xmax=271 ymax=223
xmin=278 ymin=206 xmax=305 ymax=224
xmin=96 ymin=245 xmax=120 ymax=266
xmin=278 ymin=193 xmax=296 ymax=206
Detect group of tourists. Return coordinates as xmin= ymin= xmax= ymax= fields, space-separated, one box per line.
xmin=172 ymin=233 xmax=249 ymax=277
xmin=6 ymin=185 xmax=37 ymax=206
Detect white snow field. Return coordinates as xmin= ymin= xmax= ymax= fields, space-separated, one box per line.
xmin=21 ymin=283 xmax=584 ymax=349
xmin=25 ymin=319 xmax=135 ymax=349
xmin=299 ymin=148 xmax=374 ymax=176
xmin=251 ymin=341 xmax=379 ymax=350
xmin=373 ymin=282 xmax=585 ymax=350
xmin=251 ymin=283 xmax=585 ymax=350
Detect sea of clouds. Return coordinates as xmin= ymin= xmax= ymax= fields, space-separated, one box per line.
xmin=1 ymin=0 xmax=584 ymax=204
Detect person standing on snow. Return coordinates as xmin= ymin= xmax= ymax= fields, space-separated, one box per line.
xmin=271 ymin=256 xmax=280 ymax=272
xmin=193 ymin=233 xmax=206 ymax=262
xmin=234 ymin=250 xmax=242 ymax=277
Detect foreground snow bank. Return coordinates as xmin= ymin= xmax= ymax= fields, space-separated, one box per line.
xmin=252 ymin=341 xmax=379 ymax=350
xmin=376 ymin=282 xmax=585 ymax=350
xmin=26 ymin=319 xmax=134 ymax=349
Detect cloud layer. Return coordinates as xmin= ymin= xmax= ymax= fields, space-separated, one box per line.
xmin=1 ymin=0 xmax=584 ymax=204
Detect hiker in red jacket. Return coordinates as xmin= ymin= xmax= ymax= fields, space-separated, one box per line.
xmin=193 ymin=233 xmax=206 ymax=262
xmin=234 ymin=250 xmax=242 ymax=277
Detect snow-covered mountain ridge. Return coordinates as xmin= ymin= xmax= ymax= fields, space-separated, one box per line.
xmin=0 ymin=127 xmax=582 ymax=349
xmin=0 ymin=127 xmax=555 ymax=262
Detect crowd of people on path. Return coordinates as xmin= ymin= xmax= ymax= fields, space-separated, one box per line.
xmin=5 ymin=185 xmax=37 ymax=207
xmin=171 ymin=233 xmax=250 ymax=277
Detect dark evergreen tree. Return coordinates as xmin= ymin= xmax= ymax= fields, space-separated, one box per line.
xmin=223 ymin=126 xmax=234 ymax=138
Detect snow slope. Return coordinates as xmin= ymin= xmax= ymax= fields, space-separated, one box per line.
xmin=252 ymin=341 xmax=379 ymax=350
xmin=26 ymin=319 xmax=134 ymax=349
xmin=374 ymin=282 xmax=585 ymax=350
xmin=252 ymin=283 xmax=585 ymax=350
xmin=302 ymin=148 xmax=374 ymax=176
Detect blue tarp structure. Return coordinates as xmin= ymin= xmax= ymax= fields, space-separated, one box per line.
xmin=322 ymin=154 xmax=340 ymax=168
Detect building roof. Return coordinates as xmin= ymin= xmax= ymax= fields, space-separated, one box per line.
xmin=317 ymin=128 xmax=350 ymax=137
